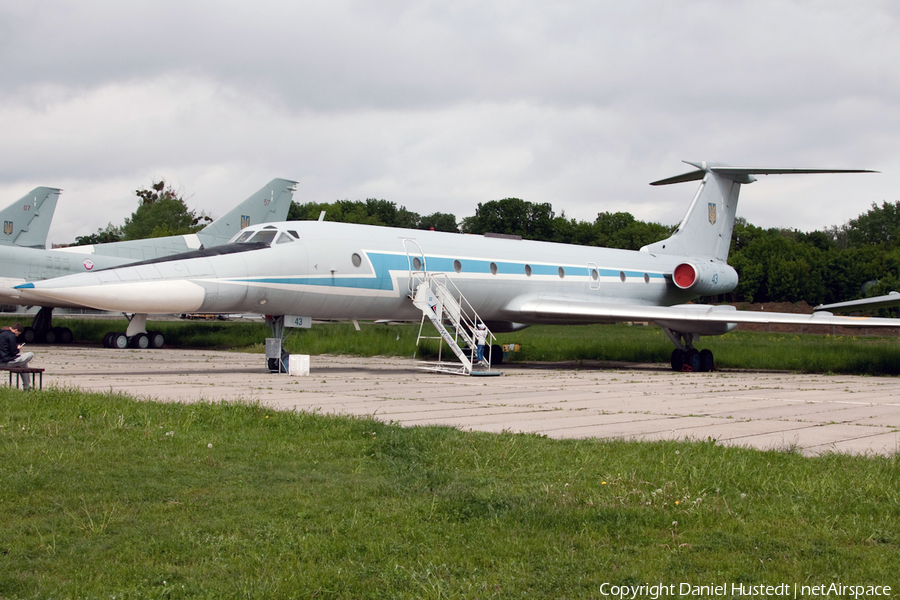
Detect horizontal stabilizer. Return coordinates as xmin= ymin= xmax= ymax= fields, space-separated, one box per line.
xmin=649 ymin=168 xmax=707 ymax=186
xmin=712 ymin=166 xmax=877 ymax=175
xmin=652 ymin=161 xmax=876 ymax=186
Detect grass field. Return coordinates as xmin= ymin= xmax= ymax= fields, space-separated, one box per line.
xmin=0 ymin=318 xmax=898 ymax=596
xmin=1 ymin=387 xmax=898 ymax=598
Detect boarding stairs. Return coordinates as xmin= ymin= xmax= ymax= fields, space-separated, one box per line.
xmin=410 ymin=272 xmax=494 ymax=375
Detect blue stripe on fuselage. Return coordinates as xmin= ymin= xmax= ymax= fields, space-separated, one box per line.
xmin=235 ymin=252 xmax=666 ymax=291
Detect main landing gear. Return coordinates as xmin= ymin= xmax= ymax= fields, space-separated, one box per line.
xmin=670 ymin=347 xmax=715 ymax=372
xmin=663 ymin=328 xmax=715 ymax=373
xmin=19 ymin=307 xmax=74 ymax=344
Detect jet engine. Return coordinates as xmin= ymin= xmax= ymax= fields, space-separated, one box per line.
xmin=671 ymin=261 xmax=738 ymax=296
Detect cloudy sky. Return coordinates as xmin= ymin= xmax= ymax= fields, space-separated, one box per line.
xmin=1 ymin=0 xmax=899 ymax=245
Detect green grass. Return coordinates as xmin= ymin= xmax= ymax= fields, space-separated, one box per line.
xmin=1 ymin=387 xmax=898 ymax=598
xmin=497 ymin=324 xmax=900 ymax=375
xmin=44 ymin=318 xmax=273 ymax=350
xmin=4 ymin=317 xmax=900 ymax=375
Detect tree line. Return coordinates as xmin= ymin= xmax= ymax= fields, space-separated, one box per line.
xmin=73 ymin=182 xmax=900 ymax=306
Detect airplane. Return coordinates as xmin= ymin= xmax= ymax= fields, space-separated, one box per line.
xmin=52 ymin=179 xmax=295 ymax=261
xmin=816 ymin=291 xmax=900 ymax=313
xmin=1 ymin=178 xmax=296 ymax=346
xmin=0 ymin=186 xmax=62 ymax=249
xmin=15 ymin=162 xmax=900 ymax=373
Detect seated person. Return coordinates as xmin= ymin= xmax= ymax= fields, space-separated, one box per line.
xmin=0 ymin=323 xmax=34 ymax=389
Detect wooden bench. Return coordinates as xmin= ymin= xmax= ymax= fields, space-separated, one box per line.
xmin=0 ymin=366 xmax=45 ymax=390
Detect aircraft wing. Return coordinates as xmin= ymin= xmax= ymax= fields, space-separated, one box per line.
xmin=511 ymin=298 xmax=900 ymax=332
xmin=815 ymin=292 xmax=900 ymax=313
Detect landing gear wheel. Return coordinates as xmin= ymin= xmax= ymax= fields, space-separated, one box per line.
xmin=129 ymin=333 xmax=150 ymax=349
xmin=58 ymin=327 xmax=74 ymax=344
xmin=103 ymin=332 xmax=114 ymax=348
xmin=670 ymin=348 xmax=685 ymax=371
xmin=685 ymin=348 xmax=701 ymax=372
xmin=43 ymin=328 xmax=57 ymax=344
xmin=111 ymin=333 xmax=128 ymax=349
xmin=699 ymin=349 xmax=715 ymax=372
xmin=148 ymin=331 xmax=165 ymax=349
xmin=490 ymin=344 xmax=503 ymax=365
xmin=21 ymin=327 xmax=36 ymax=344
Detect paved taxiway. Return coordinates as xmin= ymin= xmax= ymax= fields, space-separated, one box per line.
xmin=25 ymin=346 xmax=900 ymax=456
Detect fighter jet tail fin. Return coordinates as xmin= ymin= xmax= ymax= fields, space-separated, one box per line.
xmin=196 ymin=178 xmax=297 ymax=247
xmin=641 ymin=162 xmax=875 ymax=261
xmin=0 ymin=187 xmax=62 ymax=249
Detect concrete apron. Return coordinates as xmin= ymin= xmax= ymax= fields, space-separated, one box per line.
xmin=27 ymin=346 xmax=900 ymax=457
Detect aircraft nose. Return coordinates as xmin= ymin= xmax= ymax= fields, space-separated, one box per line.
xmin=15 ymin=276 xmax=208 ymax=313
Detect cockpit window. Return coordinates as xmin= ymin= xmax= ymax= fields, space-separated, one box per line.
xmin=247 ymin=230 xmax=278 ymax=245
xmin=232 ymin=230 xmax=254 ymax=244
xmin=231 ymin=227 xmax=297 ymax=245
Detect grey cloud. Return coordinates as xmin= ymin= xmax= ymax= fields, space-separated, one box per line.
xmin=3 ymin=1 xmax=898 ymax=112
xmin=1 ymin=0 xmax=900 ymax=244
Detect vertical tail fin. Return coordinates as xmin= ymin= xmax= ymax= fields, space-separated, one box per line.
xmin=641 ymin=162 xmax=875 ymax=261
xmin=196 ymin=178 xmax=297 ymax=247
xmin=0 ymin=187 xmax=62 ymax=249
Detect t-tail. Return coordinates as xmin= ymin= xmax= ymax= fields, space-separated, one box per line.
xmin=0 ymin=187 xmax=62 ymax=249
xmin=196 ymin=178 xmax=297 ymax=247
xmin=641 ymin=161 xmax=875 ymax=261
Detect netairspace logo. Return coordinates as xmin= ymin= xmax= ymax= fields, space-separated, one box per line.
xmin=598 ymin=582 xmax=892 ymax=599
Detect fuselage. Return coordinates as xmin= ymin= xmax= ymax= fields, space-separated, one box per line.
xmin=17 ymin=221 xmax=718 ymax=323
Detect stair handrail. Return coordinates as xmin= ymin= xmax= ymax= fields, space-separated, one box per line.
xmin=410 ymin=271 xmax=496 ymax=373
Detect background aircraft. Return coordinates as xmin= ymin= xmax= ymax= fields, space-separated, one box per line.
xmin=53 ymin=178 xmax=296 ymax=261
xmin=2 ymin=178 xmax=296 ymax=346
xmin=16 ymin=162 xmax=896 ymax=373
xmin=0 ymin=187 xmax=61 ymax=249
